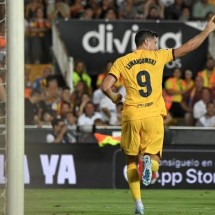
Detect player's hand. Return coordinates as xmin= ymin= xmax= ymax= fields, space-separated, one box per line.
xmin=112 ymin=93 xmax=123 ymax=104
xmin=206 ymin=15 xmax=215 ymax=33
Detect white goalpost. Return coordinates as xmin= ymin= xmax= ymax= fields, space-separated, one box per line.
xmin=6 ymin=0 xmax=24 ymax=214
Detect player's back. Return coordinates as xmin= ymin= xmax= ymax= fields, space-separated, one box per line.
xmin=110 ymin=48 xmax=173 ymax=121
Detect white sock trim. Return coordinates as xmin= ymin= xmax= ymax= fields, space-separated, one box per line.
xmin=135 ymin=199 xmax=143 ymax=208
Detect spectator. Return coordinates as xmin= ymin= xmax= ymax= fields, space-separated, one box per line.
xmin=136 ymin=0 xmax=164 ymax=20
xmin=74 ymin=93 xmax=91 ymax=117
xmin=25 ymin=89 xmax=43 ymax=125
xmin=94 ymin=118 xmax=107 ymax=126
xmin=93 ymin=61 xmax=113 ymax=109
xmin=85 ymin=0 xmax=100 ymax=17
xmin=162 ymin=88 xmax=172 ymax=109
xmin=65 ymin=111 xmax=77 ymax=128
xmin=184 ymin=69 xmax=194 ymax=91
xmin=58 ymin=101 xmax=72 ymax=119
xmin=80 ymin=6 xmax=95 ymax=20
xmin=160 ymin=0 xmax=174 ymax=7
xmin=96 ymin=60 xmax=113 ymax=88
xmin=162 ymin=89 xmax=174 ymax=124
xmin=193 ymin=87 xmax=213 ymax=121
xmin=178 ymin=7 xmax=191 ymax=21
xmin=99 ymin=85 xmax=118 ymax=125
xmin=77 ymin=101 xmax=102 ymax=126
xmin=183 ymin=0 xmax=195 ymax=8
xmin=56 ymin=86 xmax=73 ymax=116
xmin=93 ymin=87 xmax=105 ymax=111
xmin=46 ymin=118 xmax=76 ymax=143
xmin=43 ymin=75 xmax=62 ymax=113
xmin=105 ymin=8 xmax=118 ymax=21
xmin=118 ymin=0 xmax=137 ymax=19
xmin=96 ymin=0 xmax=117 ymax=19
xmin=41 ymin=110 xmax=55 ymax=126
xmin=72 ymin=59 xmax=92 ymax=93
xmin=70 ymin=0 xmax=85 ymax=18
xmin=94 ymin=61 xmax=124 ymax=110
xmin=134 ymin=0 xmax=146 ymax=18
xmin=181 ymin=76 xmax=204 ymax=125
xmin=47 ymin=0 xmax=70 ymax=21
xmin=60 ymin=86 xmax=73 ymax=105
xmin=192 ymin=0 xmax=215 ymax=21
xmin=144 ymin=0 xmax=165 ymax=20
xmin=27 ymin=7 xmax=51 ymax=63
xmin=164 ymin=67 xmax=186 ymax=118
xmin=33 ymin=66 xmax=52 ymax=91
xmin=25 ymin=0 xmax=44 ymax=21
xmin=197 ymin=57 xmax=215 ymax=88
xmin=165 ymin=0 xmax=187 ymax=20
xmin=196 ymin=101 xmax=215 ymax=127
xmin=71 ymin=80 xmax=90 ymax=114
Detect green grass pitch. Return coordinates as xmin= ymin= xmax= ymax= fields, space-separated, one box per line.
xmin=1 ymin=189 xmax=215 ymax=215
xmin=25 ymin=189 xmax=215 ymax=215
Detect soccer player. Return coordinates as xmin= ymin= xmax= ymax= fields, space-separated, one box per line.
xmin=101 ymin=16 xmax=215 ymax=215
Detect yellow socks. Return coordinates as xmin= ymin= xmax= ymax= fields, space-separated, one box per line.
xmin=151 ymin=159 xmax=159 ymax=172
xmin=126 ymin=159 xmax=159 ymax=205
xmin=127 ymin=163 xmax=141 ymax=201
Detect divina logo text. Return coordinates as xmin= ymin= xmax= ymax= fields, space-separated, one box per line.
xmin=82 ymin=24 xmax=182 ymax=54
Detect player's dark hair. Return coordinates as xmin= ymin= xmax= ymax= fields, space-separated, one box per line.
xmin=135 ymin=29 xmax=158 ymax=47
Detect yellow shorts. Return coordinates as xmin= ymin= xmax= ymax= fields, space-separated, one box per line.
xmin=121 ymin=115 xmax=164 ymax=157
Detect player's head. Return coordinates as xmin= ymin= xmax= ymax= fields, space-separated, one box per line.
xmin=135 ymin=29 xmax=158 ymax=51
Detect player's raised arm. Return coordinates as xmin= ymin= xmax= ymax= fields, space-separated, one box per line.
xmin=174 ymin=15 xmax=215 ymax=58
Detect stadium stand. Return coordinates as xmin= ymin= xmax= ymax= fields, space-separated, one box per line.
xmin=4 ymin=0 xmax=214 ymax=131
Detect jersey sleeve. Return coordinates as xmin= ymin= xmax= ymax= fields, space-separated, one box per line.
xmin=109 ymin=59 xmax=121 ymax=81
xmin=157 ymin=48 xmax=175 ymax=64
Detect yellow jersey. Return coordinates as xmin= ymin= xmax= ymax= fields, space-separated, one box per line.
xmin=109 ymin=49 xmax=174 ymax=121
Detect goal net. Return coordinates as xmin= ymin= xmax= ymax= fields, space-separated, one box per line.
xmin=0 ymin=0 xmax=6 ymax=214
xmin=1 ymin=0 xmax=24 ymax=214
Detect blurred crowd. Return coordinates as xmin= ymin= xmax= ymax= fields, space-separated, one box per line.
xmin=22 ymin=55 xmax=215 ymax=132
xmin=21 ymin=0 xmax=215 ymax=64
xmin=22 ymin=0 xmax=215 ymax=22
xmin=0 ymin=0 xmax=215 ymax=144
